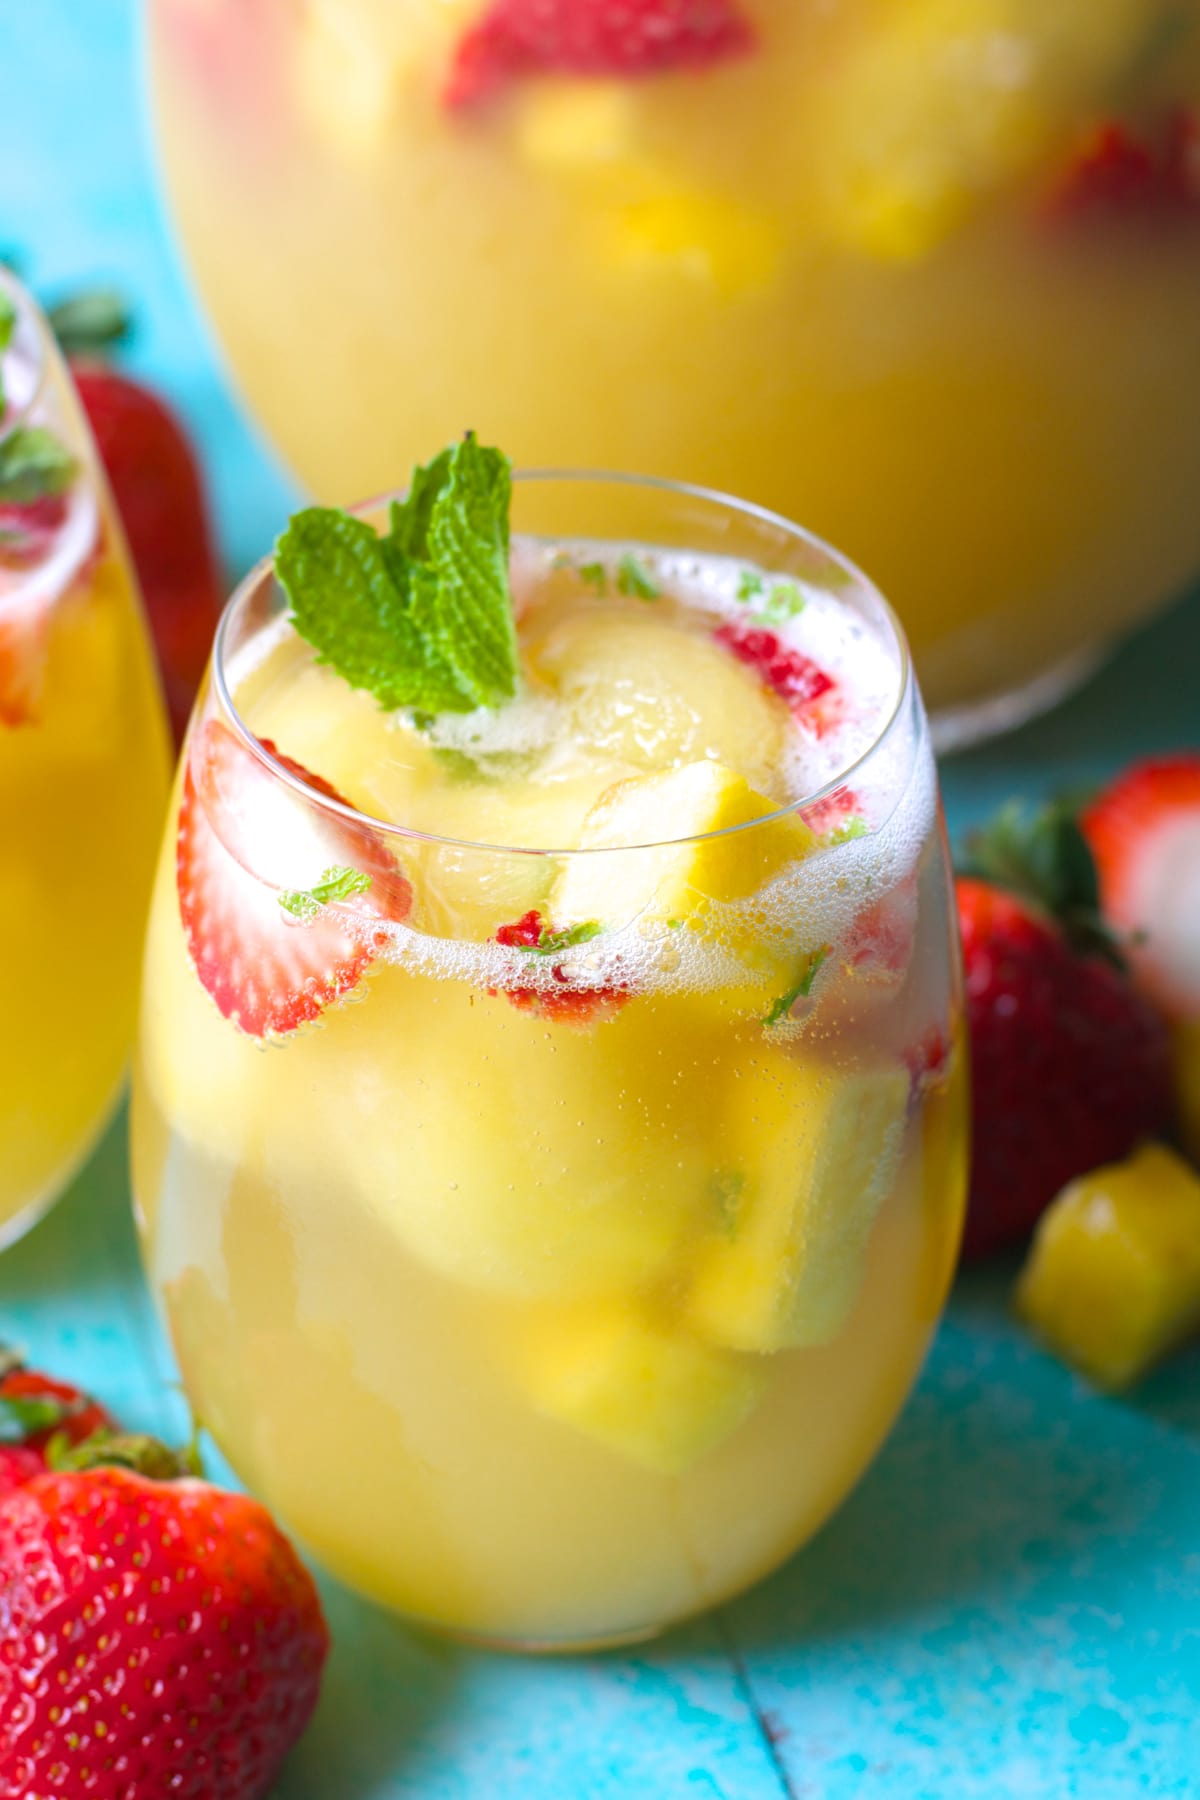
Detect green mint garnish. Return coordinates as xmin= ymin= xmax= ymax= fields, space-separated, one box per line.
xmin=47 ymin=287 xmax=133 ymax=358
xmin=279 ymin=865 xmax=372 ymax=922
xmin=763 ymin=946 xmax=829 ymax=1027
xmin=822 ymin=815 xmax=868 ymax=848
xmin=0 ymin=425 xmax=77 ymax=505
xmin=617 ymin=554 xmax=659 ymax=601
xmin=709 ymin=1169 xmax=747 ymax=1239
xmin=276 ymin=433 xmax=518 ymax=718
xmin=520 ymin=920 xmax=604 ymax=957
xmin=759 ymin=581 xmax=806 ymax=625
xmin=737 ymin=570 xmax=764 ymax=602
xmin=0 ymin=290 xmax=15 ymax=416
xmin=0 ymin=1392 xmax=72 ymax=1444
xmin=578 ymin=561 xmax=608 ymax=595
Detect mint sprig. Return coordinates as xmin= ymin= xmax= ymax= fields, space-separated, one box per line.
xmin=276 ymin=433 xmax=518 ymax=718
xmin=763 ymin=946 xmax=829 ymax=1027
xmin=279 ymin=865 xmax=372 ymax=922
xmin=520 ymin=920 xmax=604 ymax=957
xmin=0 ymin=290 xmax=15 ymax=416
xmin=0 ymin=425 xmax=77 ymax=505
xmin=617 ymin=554 xmax=659 ymax=601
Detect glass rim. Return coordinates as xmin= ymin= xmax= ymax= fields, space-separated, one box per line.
xmin=210 ymin=467 xmax=918 ymax=859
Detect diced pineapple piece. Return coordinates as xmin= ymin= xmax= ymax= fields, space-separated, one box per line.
xmin=516 ymin=81 xmax=636 ymax=169
xmin=1016 ymin=1143 xmax=1200 ymax=1389
xmin=1172 ymin=1020 xmax=1200 ymax=1166
xmin=292 ymin=0 xmax=471 ymax=159
xmin=551 ymin=761 xmax=815 ymax=935
xmin=607 ymin=188 xmax=784 ymax=298
xmin=519 ymin=1303 xmax=764 ymax=1474
xmin=686 ymin=1061 xmax=910 ymax=1352
xmin=813 ymin=0 xmax=1164 ymax=262
xmin=529 ymin=608 xmax=788 ymax=792
xmin=343 ymin=990 xmax=721 ymax=1301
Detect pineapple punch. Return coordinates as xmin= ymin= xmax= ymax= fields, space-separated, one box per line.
xmin=133 ymin=444 xmax=967 ymax=1647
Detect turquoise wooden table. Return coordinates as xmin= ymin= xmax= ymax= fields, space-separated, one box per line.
xmin=4 ymin=7 xmax=1200 ymax=1795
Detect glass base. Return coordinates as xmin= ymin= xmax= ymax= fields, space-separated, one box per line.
xmin=929 ymin=639 xmax=1110 ymax=754
xmin=436 ymin=1619 xmax=665 ymax=1656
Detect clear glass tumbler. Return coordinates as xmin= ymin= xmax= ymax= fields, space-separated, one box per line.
xmin=0 ymin=271 xmax=171 ymax=1246
xmin=132 ymin=471 xmax=967 ymax=1648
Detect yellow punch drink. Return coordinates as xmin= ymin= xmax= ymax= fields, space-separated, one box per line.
xmin=133 ymin=444 xmax=966 ymax=1647
xmin=148 ymin=0 xmax=1200 ymax=738
xmin=0 ymin=272 xmax=170 ymax=1245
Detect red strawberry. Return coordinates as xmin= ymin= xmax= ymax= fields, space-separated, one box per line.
xmin=1083 ymin=753 xmax=1200 ymax=1021
xmin=0 ymin=1444 xmax=328 ymax=1800
xmin=956 ymin=801 xmax=1172 ymax=1258
xmin=178 ymin=717 xmax=412 ymax=1038
xmin=71 ymin=363 xmax=224 ymax=744
xmin=445 ymin=0 xmax=755 ymax=109
xmin=713 ymin=620 xmax=837 ymax=730
xmin=0 ymin=1354 xmax=114 ymax=1498
xmin=1046 ymin=109 xmax=1200 ymax=223
xmin=494 ymin=907 xmax=630 ymax=1023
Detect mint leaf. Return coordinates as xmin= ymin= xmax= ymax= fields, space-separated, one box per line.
xmin=277 ymin=434 xmax=517 ymax=718
xmin=709 ymin=1169 xmax=746 ymax=1239
xmin=759 ymin=580 xmax=806 ymax=625
xmin=279 ymin=864 xmax=372 ymax=922
xmin=617 ymin=554 xmax=659 ymax=601
xmin=578 ymin=561 xmax=608 ymax=595
xmin=519 ymin=920 xmax=604 ymax=957
xmin=0 ymin=426 xmax=76 ymax=504
xmin=0 ymin=290 xmax=15 ymax=416
xmin=822 ymin=815 xmax=867 ymax=848
xmin=737 ymin=570 xmax=764 ymax=602
xmin=763 ymin=946 xmax=829 ymax=1027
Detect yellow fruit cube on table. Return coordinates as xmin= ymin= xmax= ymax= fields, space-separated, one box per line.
xmin=686 ymin=1063 xmax=910 ymax=1353
xmin=1016 ymin=1143 xmax=1200 ymax=1389
xmin=519 ymin=1304 xmax=764 ymax=1475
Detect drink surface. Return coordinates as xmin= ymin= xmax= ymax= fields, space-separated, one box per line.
xmin=134 ymin=500 xmax=966 ymax=1645
xmin=0 ymin=282 xmax=171 ymax=1241
xmin=148 ymin=0 xmax=1200 ymax=728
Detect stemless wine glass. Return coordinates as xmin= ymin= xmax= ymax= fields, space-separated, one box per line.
xmin=132 ymin=471 xmax=966 ymax=1649
xmin=145 ymin=0 xmax=1200 ymax=741
xmin=0 ymin=272 xmax=172 ymax=1246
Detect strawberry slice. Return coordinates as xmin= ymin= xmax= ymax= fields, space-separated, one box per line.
xmin=445 ymin=0 xmax=755 ymax=109
xmin=177 ymin=718 xmax=412 ymax=1037
xmin=1083 ymin=754 xmax=1200 ymax=1020
xmin=493 ymin=907 xmax=630 ymax=1024
xmin=713 ymin=620 xmax=837 ymax=732
xmin=1046 ymin=110 xmax=1200 ymax=223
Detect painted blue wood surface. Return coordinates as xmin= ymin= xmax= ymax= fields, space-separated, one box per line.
xmin=3 ymin=5 xmax=1199 ymax=1794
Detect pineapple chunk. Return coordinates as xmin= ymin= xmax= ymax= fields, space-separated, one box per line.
xmin=1016 ymin=1143 xmax=1200 ymax=1389
xmin=519 ymin=1303 xmax=764 ymax=1475
xmin=292 ymin=0 xmax=470 ymax=160
xmin=813 ymin=0 xmax=1164 ymax=262
xmin=551 ymin=761 xmax=815 ymax=935
xmin=529 ymin=607 xmax=788 ymax=789
xmin=516 ymin=81 xmax=636 ymax=169
xmin=686 ymin=1061 xmax=910 ymax=1352
xmin=607 ymin=188 xmax=784 ymax=298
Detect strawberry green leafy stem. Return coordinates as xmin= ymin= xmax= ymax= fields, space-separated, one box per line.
xmin=763 ymin=945 xmax=829 ymax=1027
xmin=276 ymin=433 xmax=518 ymax=718
xmin=278 ymin=865 xmax=372 ymax=923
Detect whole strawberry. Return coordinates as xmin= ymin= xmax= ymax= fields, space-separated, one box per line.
xmin=47 ymin=287 xmax=225 ymax=746
xmin=957 ymin=802 xmax=1172 ymax=1259
xmin=0 ymin=1349 xmax=113 ymax=1497
xmin=0 ymin=1438 xmax=328 ymax=1800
